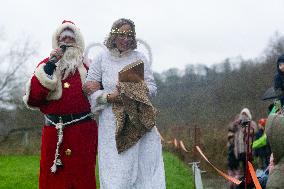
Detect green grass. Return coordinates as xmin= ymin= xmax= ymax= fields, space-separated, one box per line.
xmin=163 ymin=152 xmax=194 ymax=189
xmin=0 ymin=152 xmax=193 ymax=189
xmin=0 ymin=155 xmax=39 ymax=189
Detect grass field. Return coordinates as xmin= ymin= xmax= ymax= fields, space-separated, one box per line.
xmin=0 ymin=152 xmax=193 ymax=189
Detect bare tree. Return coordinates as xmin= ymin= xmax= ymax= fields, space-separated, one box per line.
xmin=0 ymin=30 xmax=38 ymax=150
xmin=0 ymin=32 xmax=37 ymax=107
xmin=264 ymin=32 xmax=284 ymax=66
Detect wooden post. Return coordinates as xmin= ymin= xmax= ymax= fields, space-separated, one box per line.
xmin=22 ymin=131 xmax=29 ymax=146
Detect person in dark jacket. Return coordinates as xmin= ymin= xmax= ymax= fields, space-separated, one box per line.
xmin=253 ymin=118 xmax=271 ymax=169
xmin=227 ymin=131 xmax=240 ymax=189
xmin=274 ymin=54 xmax=284 ymax=106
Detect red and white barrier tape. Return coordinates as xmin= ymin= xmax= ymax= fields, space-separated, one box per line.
xmin=156 ymin=127 xmax=190 ymax=152
xmin=157 ymin=127 xmax=261 ymax=188
xmin=196 ymin=146 xmax=242 ymax=185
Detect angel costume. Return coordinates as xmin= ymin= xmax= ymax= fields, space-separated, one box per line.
xmin=86 ymin=48 xmax=166 ymax=189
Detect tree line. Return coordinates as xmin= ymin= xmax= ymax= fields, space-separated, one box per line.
xmin=154 ymin=34 xmax=284 ymax=129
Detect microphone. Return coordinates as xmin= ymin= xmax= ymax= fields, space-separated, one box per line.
xmin=48 ymin=44 xmax=69 ymax=64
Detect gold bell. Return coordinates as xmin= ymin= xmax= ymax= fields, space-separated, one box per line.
xmin=63 ymin=82 xmax=70 ymax=88
xmin=65 ymin=149 xmax=72 ymax=156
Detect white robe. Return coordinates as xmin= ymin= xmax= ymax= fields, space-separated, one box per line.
xmin=86 ymin=48 xmax=166 ymax=189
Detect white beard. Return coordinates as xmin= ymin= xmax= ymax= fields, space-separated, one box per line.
xmin=57 ymin=46 xmax=83 ymax=80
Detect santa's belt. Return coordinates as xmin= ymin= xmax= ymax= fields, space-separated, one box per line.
xmin=44 ymin=111 xmax=94 ymax=173
xmin=45 ymin=112 xmax=92 ymax=126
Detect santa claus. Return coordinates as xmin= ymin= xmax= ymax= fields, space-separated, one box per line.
xmin=23 ymin=20 xmax=98 ymax=189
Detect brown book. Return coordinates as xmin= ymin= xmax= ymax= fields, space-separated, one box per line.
xmin=118 ymin=60 xmax=144 ymax=82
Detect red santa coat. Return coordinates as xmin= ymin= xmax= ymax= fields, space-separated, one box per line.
xmin=24 ymin=58 xmax=98 ymax=189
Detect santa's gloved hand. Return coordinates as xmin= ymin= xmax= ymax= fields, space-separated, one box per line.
xmin=44 ymin=61 xmax=57 ymax=76
xmin=44 ymin=48 xmax=64 ymax=75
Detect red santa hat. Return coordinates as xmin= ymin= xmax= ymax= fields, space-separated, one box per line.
xmin=52 ymin=20 xmax=85 ymax=50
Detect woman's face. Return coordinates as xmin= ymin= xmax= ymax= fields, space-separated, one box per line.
xmin=114 ymin=24 xmax=134 ymax=52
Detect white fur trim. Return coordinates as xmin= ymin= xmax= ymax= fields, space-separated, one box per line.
xmin=34 ymin=64 xmax=62 ymax=100
xmin=29 ymin=62 xmax=87 ymax=102
xmin=89 ymin=90 xmax=108 ymax=114
xmin=98 ymin=93 xmax=108 ymax=104
xmin=77 ymin=63 xmax=87 ymax=84
xmin=52 ymin=22 xmax=85 ymax=51
xmin=22 ymin=78 xmax=39 ymax=110
xmin=34 ymin=64 xmax=58 ymax=91
xmin=46 ymin=71 xmax=62 ymax=101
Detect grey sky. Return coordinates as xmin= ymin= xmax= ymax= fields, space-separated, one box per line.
xmin=1 ymin=0 xmax=284 ymax=72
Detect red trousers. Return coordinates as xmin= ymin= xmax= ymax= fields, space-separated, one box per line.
xmin=39 ymin=120 xmax=98 ymax=189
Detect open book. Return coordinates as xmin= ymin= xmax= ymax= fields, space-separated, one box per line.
xmin=118 ymin=60 xmax=144 ymax=82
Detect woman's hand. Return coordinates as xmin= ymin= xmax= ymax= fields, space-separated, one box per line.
xmin=107 ymin=90 xmax=121 ymax=103
xmin=83 ymin=81 xmax=101 ymax=96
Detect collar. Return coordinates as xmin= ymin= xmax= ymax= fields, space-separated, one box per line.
xmin=109 ymin=48 xmax=132 ymax=58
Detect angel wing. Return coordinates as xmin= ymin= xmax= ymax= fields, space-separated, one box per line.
xmin=85 ymin=39 xmax=153 ymax=66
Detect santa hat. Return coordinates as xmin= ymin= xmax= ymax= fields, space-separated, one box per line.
xmin=240 ymin=108 xmax=252 ymax=120
xmin=52 ymin=20 xmax=85 ymax=51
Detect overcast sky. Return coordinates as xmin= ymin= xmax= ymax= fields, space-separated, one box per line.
xmin=1 ymin=0 xmax=284 ymax=72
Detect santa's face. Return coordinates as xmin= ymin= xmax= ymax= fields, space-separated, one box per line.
xmin=57 ymin=32 xmax=83 ymax=80
xmin=114 ymin=24 xmax=134 ymax=52
xmin=58 ymin=28 xmax=76 ymax=45
xmin=59 ymin=36 xmax=76 ymax=44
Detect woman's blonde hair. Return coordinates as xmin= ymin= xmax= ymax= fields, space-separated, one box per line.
xmin=104 ymin=18 xmax=137 ymax=51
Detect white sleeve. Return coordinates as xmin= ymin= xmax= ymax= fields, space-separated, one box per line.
xmin=86 ymin=53 xmax=109 ymax=113
xmin=138 ymin=52 xmax=157 ymax=97
xmin=86 ymin=53 xmax=103 ymax=82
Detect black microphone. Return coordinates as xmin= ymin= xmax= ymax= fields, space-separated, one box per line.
xmin=43 ymin=44 xmax=73 ymax=75
xmin=48 ymin=44 xmax=69 ymax=64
